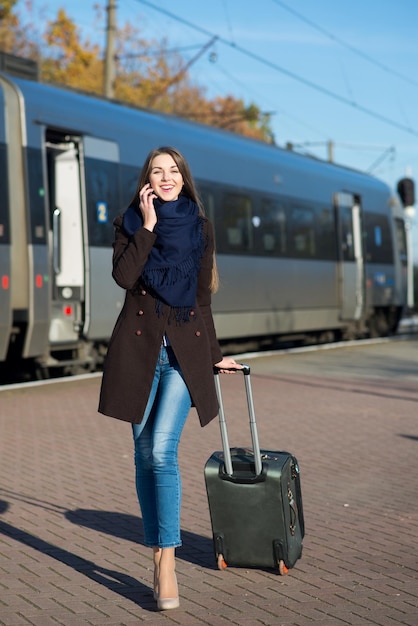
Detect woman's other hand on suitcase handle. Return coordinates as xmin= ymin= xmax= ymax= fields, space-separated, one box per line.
xmin=214 ymin=357 xmax=244 ymax=374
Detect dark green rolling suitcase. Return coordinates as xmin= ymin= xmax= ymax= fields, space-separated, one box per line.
xmin=204 ymin=365 xmax=304 ymax=574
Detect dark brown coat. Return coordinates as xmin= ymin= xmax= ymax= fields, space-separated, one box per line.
xmin=98 ymin=215 xmax=223 ymax=427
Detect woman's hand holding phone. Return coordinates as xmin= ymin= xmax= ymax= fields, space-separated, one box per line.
xmin=139 ymin=183 xmax=158 ymax=232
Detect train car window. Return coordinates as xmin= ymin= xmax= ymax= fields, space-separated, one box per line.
xmin=199 ymin=185 xmax=224 ymax=253
xmin=85 ymin=158 xmax=120 ymax=247
xmin=199 ymin=187 xmax=216 ymax=224
xmin=253 ymin=198 xmax=286 ymax=256
xmin=0 ymin=144 xmax=10 ymax=243
xmin=339 ymin=206 xmax=355 ymax=262
xmin=394 ymin=218 xmax=407 ymax=266
xmin=219 ymin=193 xmax=253 ymax=254
xmin=120 ymin=164 xmax=139 ymax=209
xmin=317 ymin=207 xmax=337 ymax=260
xmin=26 ymin=147 xmax=47 ymax=243
xmin=364 ymin=212 xmax=393 ymax=263
xmin=289 ymin=206 xmax=316 ymax=258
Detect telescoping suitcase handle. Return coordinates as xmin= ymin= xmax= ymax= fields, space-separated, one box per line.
xmin=213 ymin=364 xmax=263 ymax=477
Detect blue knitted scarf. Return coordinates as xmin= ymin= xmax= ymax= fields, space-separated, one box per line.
xmin=122 ymin=196 xmax=205 ymax=322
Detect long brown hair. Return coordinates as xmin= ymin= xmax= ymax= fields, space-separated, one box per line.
xmin=131 ymin=146 xmax=219 ymax=293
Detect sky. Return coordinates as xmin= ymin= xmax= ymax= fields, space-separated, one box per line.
xmin=21 ymin=0 xmax=418 ymax=255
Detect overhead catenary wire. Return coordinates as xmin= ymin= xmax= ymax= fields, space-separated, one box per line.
xmin=366 ymin=146 xmax=396 ymax=174
xmin=208 ymin=61 xmax=328 ymax=139
xmin=135 ymin=0 xmax=418 ymax=139
xmin=271 ymin=0 xmax=418 ymax=91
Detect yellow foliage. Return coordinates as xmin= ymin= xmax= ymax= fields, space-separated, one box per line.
xmin=41 ymin=8 xmax=103 ymax=94
xmin=0 ymin=0 xmax=18 ymax=20
xmin=3 ymin=2 xmax=274 ymax=143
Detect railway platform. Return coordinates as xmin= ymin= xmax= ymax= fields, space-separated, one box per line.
xmin=1 ymin=337 xmax=418 ymax=625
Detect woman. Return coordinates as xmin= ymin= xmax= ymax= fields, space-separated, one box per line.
xmin=98 ymin=146 xmax=240 ymax=610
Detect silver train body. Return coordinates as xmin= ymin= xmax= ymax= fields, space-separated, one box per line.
xmin=0 ymin=72 xmax=409 ymax=374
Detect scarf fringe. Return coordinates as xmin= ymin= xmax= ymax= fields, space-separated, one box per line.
xmin=144 ymin=248 xmax=201 ymax=290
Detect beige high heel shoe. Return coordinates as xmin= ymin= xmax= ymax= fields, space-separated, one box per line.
xmin=157 ymin=570 xmax=179 ymax=610
xmin=157 ymin=596 xmax=180 ymax=610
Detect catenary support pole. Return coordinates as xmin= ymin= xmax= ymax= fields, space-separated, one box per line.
xmin=104 ymin=0 xmax=117 ymax=98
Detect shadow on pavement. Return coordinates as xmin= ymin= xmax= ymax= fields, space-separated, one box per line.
xmin=398 ymin=433 xmax=418 ymax=441
xmin=0 ymin=514 xmax=156 ymax=610
xmin=65 ymin=508 xmax=215 ymax=569
xmin=0 ymin=496 xmax=215 ymax=611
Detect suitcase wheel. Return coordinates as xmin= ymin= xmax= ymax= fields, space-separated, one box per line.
xmin=278 ymin=560 xmax=289 ymax=576
xmin=217 ymin=554 xmax=227 ymax=570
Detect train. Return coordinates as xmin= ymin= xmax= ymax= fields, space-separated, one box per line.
xmin=0 ymin=57 xmax=413 ymax=379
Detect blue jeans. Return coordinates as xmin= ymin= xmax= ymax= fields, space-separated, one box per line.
xmin=132 ymin=346 xmax=192 ymax=548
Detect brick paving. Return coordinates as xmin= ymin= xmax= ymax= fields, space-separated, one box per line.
xmin=0 ymin=339 xmax=417 ymax=625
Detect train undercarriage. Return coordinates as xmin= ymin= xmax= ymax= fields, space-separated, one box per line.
xmin=1 ymin=306 xmax=405 ymax=384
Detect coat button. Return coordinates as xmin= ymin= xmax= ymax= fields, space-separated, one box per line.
xmin=138 ymin=310 xmax=144 ymax=316
xmin=135 ymin=330 xmax=142 ymax=336
xmin=195 ymin=331 xmax=201 ymax=337
xmin=141 ymin=289 xmax=146 ymax=296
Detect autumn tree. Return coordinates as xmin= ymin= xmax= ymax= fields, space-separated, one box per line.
xmin=40 ymin=8 xmax=103 ymax=92
xmin=171 ymin=92 xmax=274 ymax=142
xmin=0 ymin=0 xmax=18 ymax=19
xmin=0 ymin=0 xmax=40 ymax=58
xmin=114 ymin=36 xmax=274 ymax=142
xmin=2 ymin=1 xmax=274 ymax=143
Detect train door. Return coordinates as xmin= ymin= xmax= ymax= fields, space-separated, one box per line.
xmin=335 ymin=192 xmax=365 ymax=320
xmin=46 ymin=138 xmax=85 ymax=347
xmin=80 ymin=135 xmax=120 ymax=341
